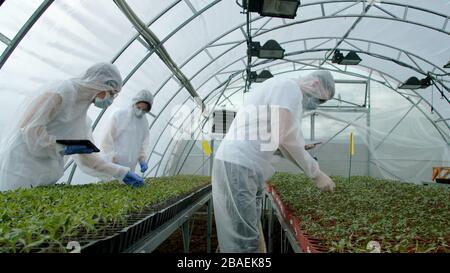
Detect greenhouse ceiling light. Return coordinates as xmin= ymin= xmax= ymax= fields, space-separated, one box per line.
xmin=444 ymin=60 xmax=450 ymax=68
xmin=244 ymin=0 xmax=301 ymax=19
xmin=398 ymin=76 xmax=432 ymax=90
xmin=331 ymin=50 xmax=362 ymax=65
xmin=249 ymin=40 xmax=285 ymax=59
xmin=250 ymin=70 xmax=274 ymax=83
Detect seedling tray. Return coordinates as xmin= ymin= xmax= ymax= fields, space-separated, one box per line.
xmin=80 ymin=185 xmax=211 ymax=253
xmin=267 ymin=173 xmax=450 ymax=253
xmin=0 ymin=175 xmax=210 ymax=253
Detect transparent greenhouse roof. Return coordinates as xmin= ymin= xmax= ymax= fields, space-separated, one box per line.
xmin=0 ymin=0 xmax=449 ymax=184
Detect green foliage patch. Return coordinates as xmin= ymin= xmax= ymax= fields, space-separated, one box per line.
xmin=269 ymin=173 xmax=450 ymax=253
xmin=0 ymin=175 xmax=210 ymax=253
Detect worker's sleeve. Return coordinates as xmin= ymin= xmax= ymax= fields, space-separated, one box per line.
xmin=100 ymin=113 xmax=118 ymax=163
xmin=74 ymin=153 xmax=130 ymax=180
xmin=19 ymin=92 xmax=65 ymax=159
xmin=138 ymin=130 xmax=150 ymax=163
xmin=277 ymin=108 xmax=320 ymax=179
xmin=73 ymin=118 xmax=130 ymax=180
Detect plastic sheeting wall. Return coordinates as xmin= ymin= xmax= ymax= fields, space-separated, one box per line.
xmin=0 ymin=0 xmax=449 ymax=185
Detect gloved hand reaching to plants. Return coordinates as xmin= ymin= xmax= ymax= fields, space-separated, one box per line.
xmin=313 ymin=170 xmax=336 ymax=192
xmin=139 ymin=161 xmax=148 ymax=173
xmin=123 ymin=171 xmax=144 ymax=188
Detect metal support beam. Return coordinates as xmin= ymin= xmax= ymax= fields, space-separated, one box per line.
xmin=321 ymin=1 xmax=374 ymax=65
xmin=94 ymin=4 xmax=450 ymax=178
xmin=316 ymin=113 xmax=368 ymax=152
xmin=374 ymin=99 xmax=423 ymax=151
xmin=113 ymin=0 xmax=205 ymax=110
xmin=154 ymin=43 xmax=446 ymax=176
xmin=214 ymin=60 xmax=448 ymax=141
xmin=0 ymin=32 xmax=11 ymax=46
xmin=124 ymin=192 xmax=211 ymax=253
xmin=181 ymin=221 xmax=190 ymax=253
xmin=265 ymin=192 xmax=302 ymax=253
xmin=0 ymin=0 xmax=54 ymax=69
xmin=207 ymin=199 xmax=213 ymax=253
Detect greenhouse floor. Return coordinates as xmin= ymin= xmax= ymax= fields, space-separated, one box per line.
xmin=153 ymin=205 xmax=219 ymax=253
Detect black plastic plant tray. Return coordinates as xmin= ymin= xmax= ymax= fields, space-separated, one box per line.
xmin=80 ymin=184 xmax=211 ymax=253
xmin=436 ymin=178 xmax=450 ymax=184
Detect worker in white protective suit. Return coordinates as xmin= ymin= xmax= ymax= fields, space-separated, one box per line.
xmin=96 ymin=90 xmax=153 ymax=177
xmin=0 ymin=63 xmax=145 ymax=192
xmin=213 ymin=71 xmax=336 ymax=253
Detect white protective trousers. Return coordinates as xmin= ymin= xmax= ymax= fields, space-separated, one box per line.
xmin=213 ymin=75 xmax=334 ymax=252
xmin=212 ymin=159 xmax=265 ymax=253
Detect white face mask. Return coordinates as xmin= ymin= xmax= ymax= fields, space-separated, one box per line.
xmin=302 ymin=95 xmax=320 ymax=111
xmin=133 ymin=107 xmax=145 ymax=118
xmin=94 ymin=94 xmax=114 ymax=109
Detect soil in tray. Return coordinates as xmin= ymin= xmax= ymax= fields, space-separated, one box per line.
xmin=153 ymin=205 xmax=218 ymax=253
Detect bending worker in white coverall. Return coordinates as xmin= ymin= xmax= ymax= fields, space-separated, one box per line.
xmin=0 ymin=63 xmax=144 ymax=192
xmin=97 ymin=90 xmax=153 ymax=176
xmin=213 ymin=70 xmax=336 ymax=253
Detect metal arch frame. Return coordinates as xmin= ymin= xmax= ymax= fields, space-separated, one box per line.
xmin=168 ymin=71 xmax=423 ymax=177
xmin=145 ymin=83 xmax=228 ymax=178
xmin=152 ymin=16 xmax=449 ymax=138
xmin=2 ymin=0 xmax=448 ymax=99
xmin=136 ymin=28 xmax=450 ymax=173
xmin=184 ymin=35 xmax=450 ymax=129
xmin=223 ymin=61 xmax=449 ymax=141
xmin=307 ymin=0 xmax=450 ymax=22
xmin=143 ymin=30 xmax=448 ymax=155
xmin=4 ymin=0 xmax=448 ymax=71
xmin=113 ymin=0 xmax=449 ymax=126
xmin=258 ymin=58 xmax=449 ymax=135
xmin=191 ymin=36 xmax=449 ymax=127
xmin=65 ymin=0 xmax=223 ymax=183
xmin=172 ymin=62 xmax=450 ymax=177
xmin=318 ymin=0 xmax=375 ymax=67
xmin=147 ymin=73 xmax=245 ymax=177
xmin=91 ymin=0 xmax=222 ymax=134
xmin=275 ymin=3 xmax=450 ymax=36
xmin=63 ymin=0 xmax=184 ymax=174
xmin=109 ymin=0 xmax=182 ymax=63
xmin=270 ymin=36 xmax=448 ymax=77
xmin=10 ymin=0 xmax=448 ymax=135
xmin=113 ymin=0 xmax=205 ymax=110
xmin=0 ymin=32 xmax=11 ymax=46
xmin=146 ymin=34 xmax=450 ymax=177
xmin=189 ymin=14 xmax=450 ymax=99
xmin=147 ymin=45 xmax=450 ymax=178
xmin=3 ymin=0 xmax=448 ymax=180
xmin=0 ymin=0 xmax=54 ymax=69
xmin=218 ymin=57 xmax=449 ymax=142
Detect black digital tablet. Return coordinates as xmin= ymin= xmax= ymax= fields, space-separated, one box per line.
xmin=56 ymin=140 xmax=101 ymax=153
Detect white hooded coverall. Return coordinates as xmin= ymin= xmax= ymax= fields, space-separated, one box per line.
xmin=97 ymin=90 xmax=152 ymax=174
xmin=0 ymin=63 xmax=130 ymax=192
xmin=213 ymin=72 xmax=335 ymax=253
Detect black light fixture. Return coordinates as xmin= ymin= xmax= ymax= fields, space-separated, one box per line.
xmin=244 ymin=0 xmax=301 ymax=19
xmin=398 ymin=76 xmax=432 ymax=90
xmin=444 ymin=60 xmax=450 ymax=69
xmin=250 ymin=70 xmax=274 ymax=83
xmin=332 ymin=50 xmax=362 ymax=65
xmin=249 ymin=40 xmax=285 ymax=59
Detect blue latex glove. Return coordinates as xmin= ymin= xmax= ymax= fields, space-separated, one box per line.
xmin=64 ymin=145 xmax=95 ymax=155
xmin=139 ymin=161 xmax=148 ymax=173
xmin=123 ymin=172 xmax=144 ymax=188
